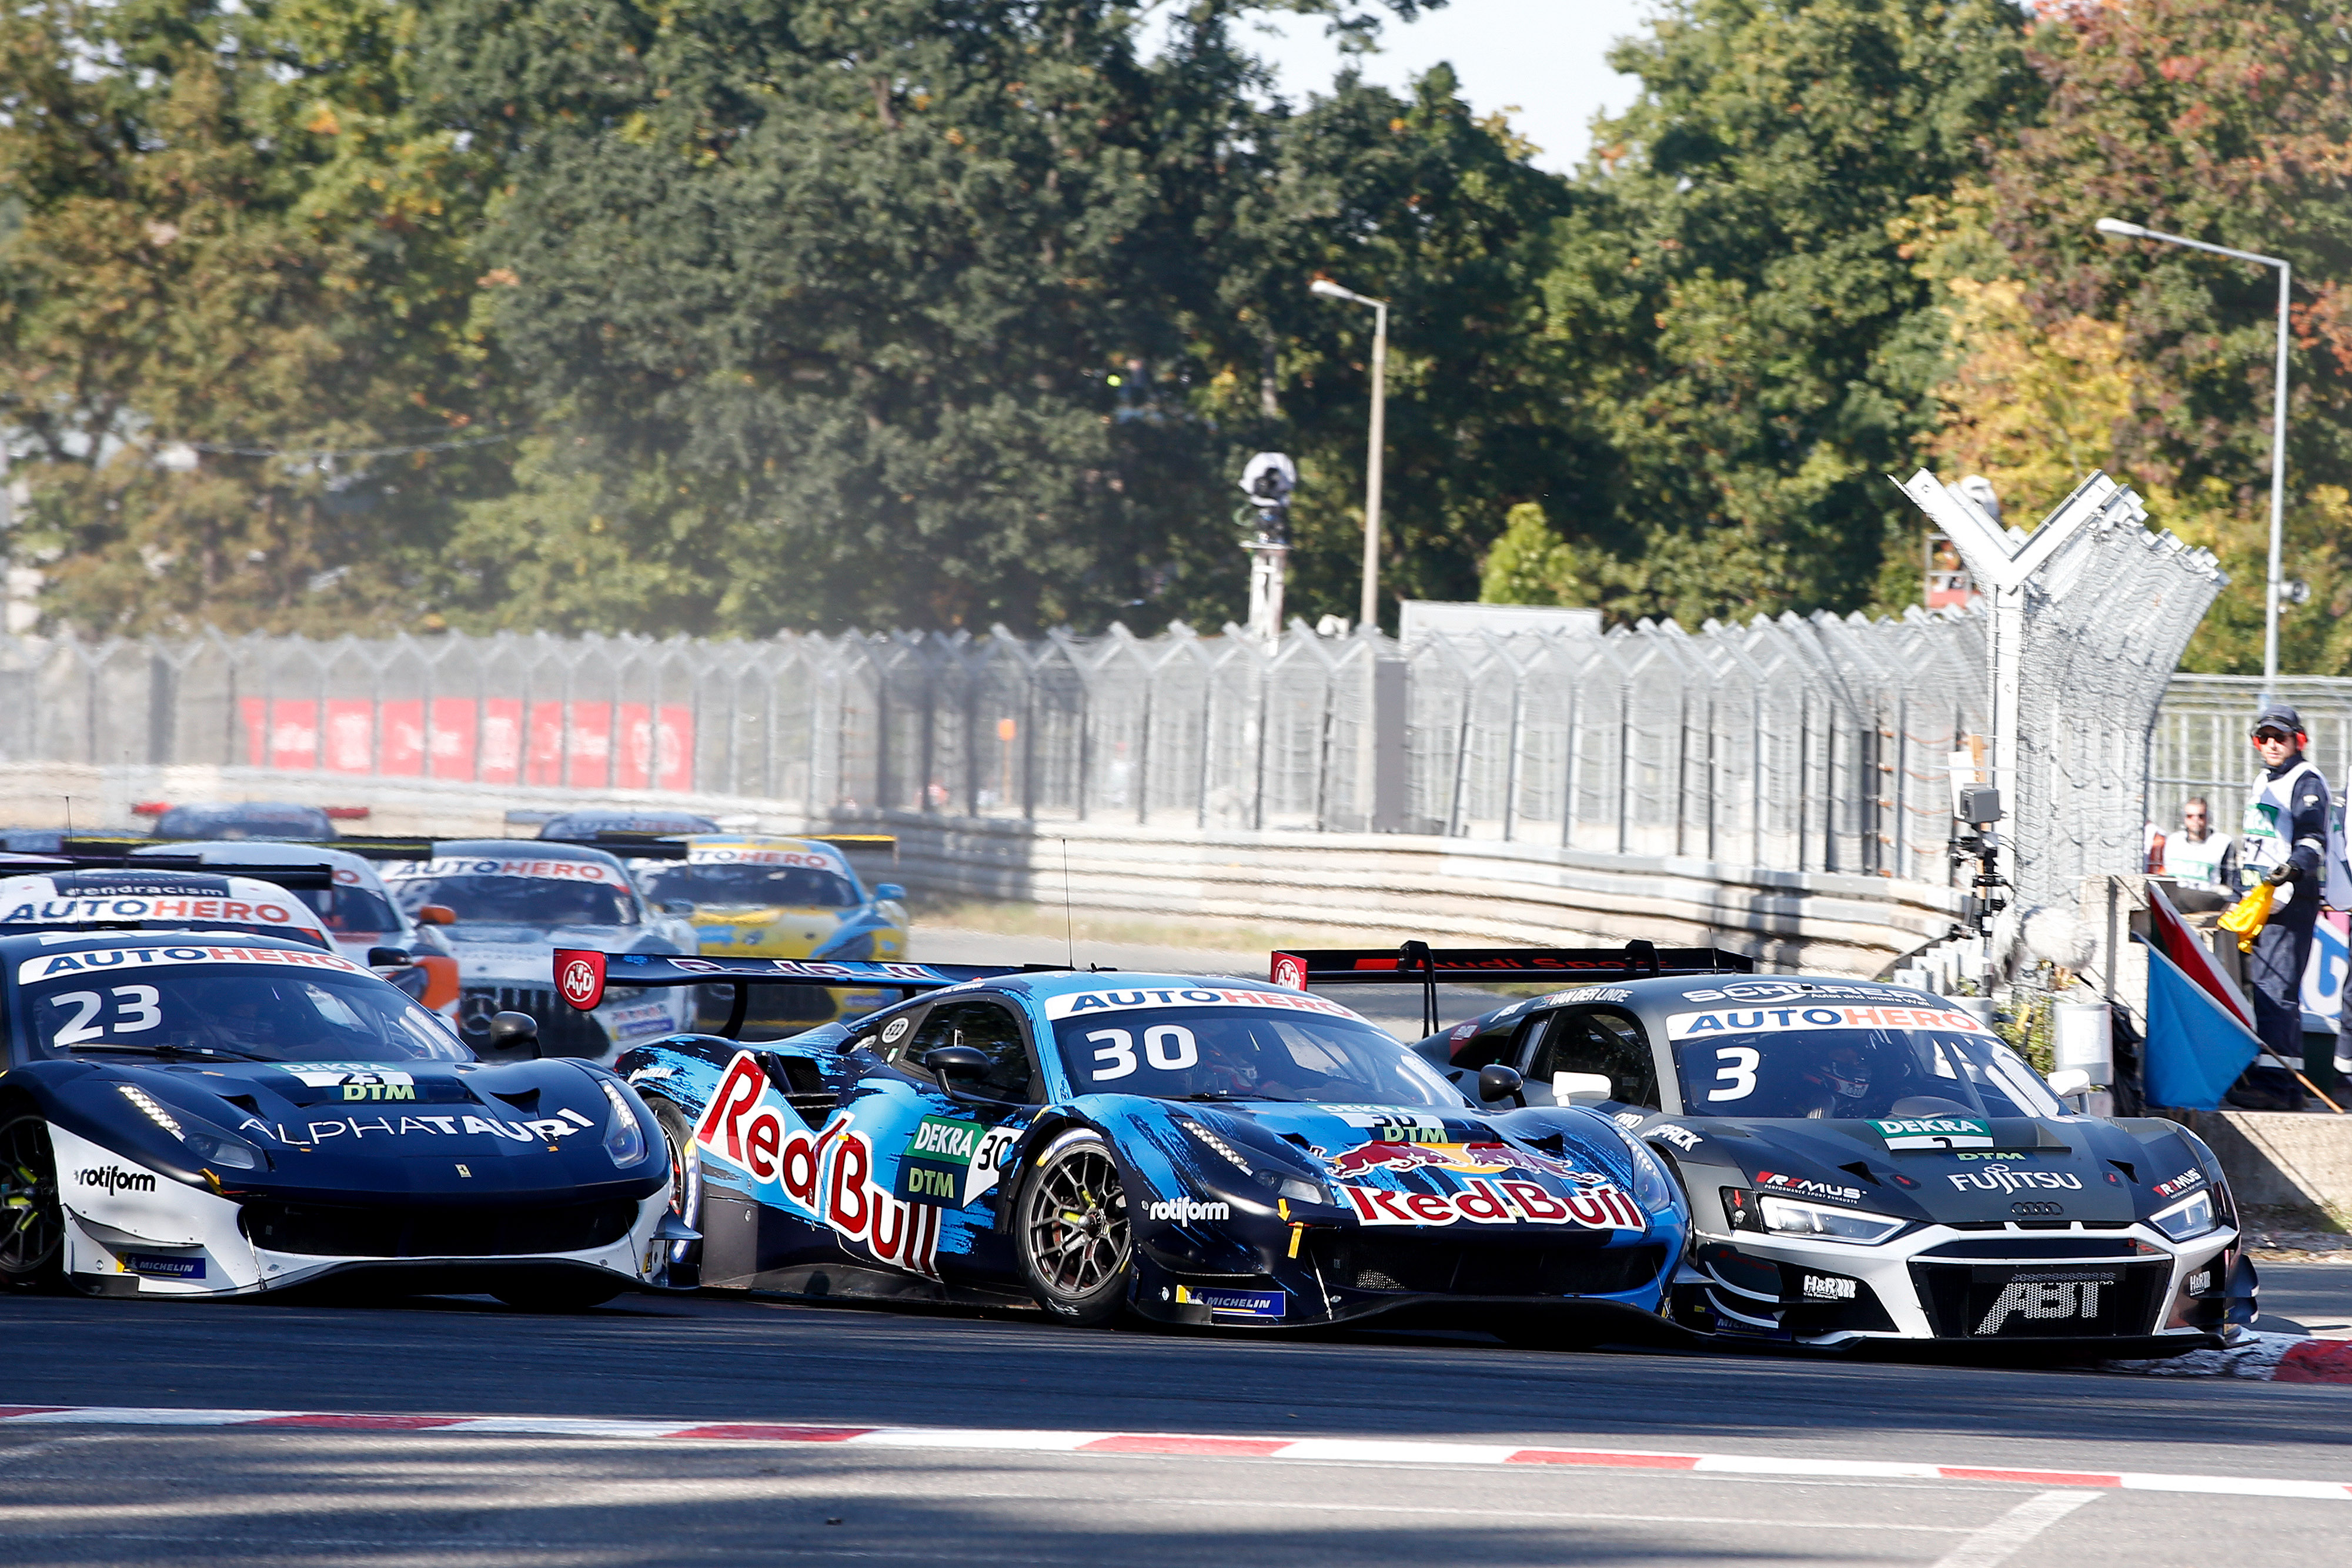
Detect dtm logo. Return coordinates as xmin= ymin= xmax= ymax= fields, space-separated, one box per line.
xmin=1146 ymin=1198 xmax=1231 ymax=1223
xmin=77 ymin=1166 xmax=156 ymax=1195
xmin=1976 ymin=1271 xmax=2117 ymax=1333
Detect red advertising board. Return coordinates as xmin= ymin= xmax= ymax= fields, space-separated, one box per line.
xmin=239 ymin=698 xmax=692 ymax=790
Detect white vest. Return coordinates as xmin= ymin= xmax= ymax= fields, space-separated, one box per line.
xmin=2241 ymin=760 xmax=2352 ymax=908
xmin=2166 ymin=830 xmax=2231 ymax=891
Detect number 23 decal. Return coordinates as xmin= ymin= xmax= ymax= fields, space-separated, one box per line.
xmin=1708 ymin=1045 xmax=1760 ymax=1101
xmin=48 ymin=985 xmax=163 ymax=1046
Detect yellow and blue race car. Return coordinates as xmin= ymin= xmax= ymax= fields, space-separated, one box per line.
xmin=627 ymin=835 xmax=909 ymax=1034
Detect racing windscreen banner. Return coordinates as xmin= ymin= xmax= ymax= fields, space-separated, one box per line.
xmin=381 ymin=855 xmax=630 ymax=885
xmin=16 ymin=944 xmax=373 ymax=983
xmin=1665 ymin=1003 xmax=1994 ymax=1040
xmin=1270 ymin=945 xmax=1753 ymax=989
xmin=239 ymin=697 xmax=694 ymax=790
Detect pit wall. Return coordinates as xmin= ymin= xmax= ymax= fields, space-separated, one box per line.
xmin=0 ymin=763 xmax=1962 ymax=977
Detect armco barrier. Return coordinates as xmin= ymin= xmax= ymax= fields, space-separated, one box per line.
xmin=0 ymin=763 xmax=1961 ymax=976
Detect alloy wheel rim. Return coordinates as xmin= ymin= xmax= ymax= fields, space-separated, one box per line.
xmin=1025 ymin=1148 xmax=1130 ymax=1297
xmin=0 ymin=1120 xmax=62 ymax=1275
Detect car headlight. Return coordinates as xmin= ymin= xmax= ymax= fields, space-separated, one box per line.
xmin=1182 ymin=1117 xmax=1327 ymax=1205
xmin=184 ymin=1131 xmax=262 ymax=1170
xmin=600 ymin=1079 xmax=647 ymax=1165
xmin=1752 ymin=1192 xmax=1906 ymax=1245
xmin=2151 ymin=1188 xmax=2219 ymax=1242
xmin=1613 ymin=1127 xmax=1681 ymax=1214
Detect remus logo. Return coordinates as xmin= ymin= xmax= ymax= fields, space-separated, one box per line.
xmin=76 ymin=1165 xmax=156 ymax=1195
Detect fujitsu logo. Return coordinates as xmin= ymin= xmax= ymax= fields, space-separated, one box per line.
xmin=1946 ymin=1165 xmax=2083 ymax=1195
xmin=76 ymin=1166 xmax=156 ymax=1195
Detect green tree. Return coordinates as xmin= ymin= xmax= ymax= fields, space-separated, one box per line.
xmin=1478 ymin=500 xmax=1588 ymax=605
xmin=1539 ymin=0 xmax=2042 ymax=628
xmin=0 ymin=0 xmax=512 ymax=635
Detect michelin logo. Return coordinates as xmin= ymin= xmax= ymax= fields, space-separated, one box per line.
xmin=1146 ymin=1197 xmax=1231 ymax=1223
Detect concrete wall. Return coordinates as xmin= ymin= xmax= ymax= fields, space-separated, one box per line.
xmin=0 ymin=762 xmax=1963 ymax=977
xmin=2168 ymin=1109 xmax=2352 ymax=1222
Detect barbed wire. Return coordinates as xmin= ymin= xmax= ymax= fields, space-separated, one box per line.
xmin=176 ymin=432 xmax=513 ymax=460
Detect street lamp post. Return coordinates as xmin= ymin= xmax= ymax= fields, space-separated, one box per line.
xmin=1310 ymin=278 xmax=1388 ymax=634
xmin=2095 ymin=216 xmax=2293 ymax=688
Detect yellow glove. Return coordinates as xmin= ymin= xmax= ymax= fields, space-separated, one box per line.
xmin=2219 ymin=882 xmax=2276 ymax=952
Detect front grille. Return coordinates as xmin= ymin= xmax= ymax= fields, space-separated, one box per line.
xmin=460 ymin=986 xmax=610 ymax=1058
xmin=1916 ymin=1238 xmax=2148 ymax=1260
xmin=1309 ymin=1233 xmax=1663 ymax=1297
xmin=243 ymin=1199 xmax=638 ymax=1258
xmin=1910 ymin=1260 xmax=2170 ymax=1339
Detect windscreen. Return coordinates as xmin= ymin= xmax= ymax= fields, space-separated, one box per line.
xmin=153 ymin=805 xmax=333 ymax=841
xmin=288 ymin=883 xmax=403 ymax=935
xmin=1668 ymin=1002 xmax=2062 ymax=1120
xmin=385 ymin=857 xmax=638 ymax=928
xmin=640 ymin=862 xmax=859 ymax=910
xmin=18 ymin=948 xmax=467 ymax=1062
xmin=1044 ymin=987 xmax=1466 ymax=1107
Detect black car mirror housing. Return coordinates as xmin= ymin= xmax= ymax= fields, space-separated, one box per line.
xmin=366 ymin=946 xmax=414 ymax=968
xmin=488 ymin=1010 xmax=542 ymax=1059
xmin=1478 ymin=1064 xmax=1526 ymax=1105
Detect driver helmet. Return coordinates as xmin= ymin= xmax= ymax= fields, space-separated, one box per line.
xmin=1800 ymin=1039 xmax=1873 ymax=1112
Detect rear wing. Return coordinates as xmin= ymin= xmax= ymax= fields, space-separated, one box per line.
xmin=1 ymin=848 xmax=337 ymax=890
xmin=1269 ymin=940 xmax=1755 ymax=1036
xmin=552 ymin=950 xmax=1060 ymax=1038
xmin=579 ymin=832 xmax=900 ymax=862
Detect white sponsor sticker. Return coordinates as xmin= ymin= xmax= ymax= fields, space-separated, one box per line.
xmin=1666 ymin=1003 xmax=1992 ymax=1041
xmin=17 ymin=944 xmax=373 ymax=984
xmin=1042 ymin=986 xmax=1362 ymax=1022
xmin=382 ymin=857 xmax=623 ymax=884
xmin=0 ymin=890 xmax=317 ymax=931
xmin=683 ymin=844 xmax=847 ymax=871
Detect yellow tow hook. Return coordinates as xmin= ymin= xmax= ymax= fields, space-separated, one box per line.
xmin=1280 ymin=1198 xmax=1305 ymax=1258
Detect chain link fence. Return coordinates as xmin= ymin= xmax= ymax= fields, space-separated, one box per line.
xmin=0 ymin=614 xmax=1995 ymax=890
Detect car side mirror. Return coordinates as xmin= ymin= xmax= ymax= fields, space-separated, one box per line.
xmin=1552 ymin=1071 xmax=1614 ymax=1105
xmin=925 ymin=1044 xmax=991 ymax=1082
xmin=416 ymin=905 xmax=457 ymax=926
xmin=488 ymin=1011 xmax=541 ymax=1059
xmin=662 ymin=899 xmax=694 ymax=916
xmin=1477 ymin=1064 xmax=1525 ymax=1104
xmin=2046 ymin=1068 xmax=2092 ymax=1097
xmin=874 ymin=882 xmax=906 ymax=902
xmin=366 ymin=946 xmax=415 ymax=968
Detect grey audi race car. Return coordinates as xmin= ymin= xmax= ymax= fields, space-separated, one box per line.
xmin=1281 ymin=944 xmax=2246 ymax=1355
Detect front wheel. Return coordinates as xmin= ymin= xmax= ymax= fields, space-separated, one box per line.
xmin=648 ymin=1098 xmax=703 ymax=1285
xmin=0 ymin=1113 xmax=65 ymax=1293
xmin=1014 ymin=1130 xmax=1133 ymax=1326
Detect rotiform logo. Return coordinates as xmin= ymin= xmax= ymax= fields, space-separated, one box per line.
xmin=77 ymin=1166 xmax=156 ymax=1195
xmin=1146 ymin=1198 xmax=1231 ymax=1223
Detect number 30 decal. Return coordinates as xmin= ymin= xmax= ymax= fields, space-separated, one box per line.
xmin=1084 ymin=1024 xmax=1202 ymax=1081
xmin=49 ymin=985 xmax=163 ymax=1046
xmin=1708 ymin=1045 xmax=1760 ymax=1101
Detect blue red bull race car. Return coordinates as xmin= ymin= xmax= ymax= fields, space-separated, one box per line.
xmin=551 ymin=949 xmax=1690 ymax=1338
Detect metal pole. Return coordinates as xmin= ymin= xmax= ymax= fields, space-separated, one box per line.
xmin=1362 ymin=301 xmax=1386 ymax=634
xmin=2268 ymin=261 xmax=2291 ymax=689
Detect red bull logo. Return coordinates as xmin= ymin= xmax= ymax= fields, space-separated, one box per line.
xmin=1319 ymin=1139 xmax=1575 ymax=1181
xmin=1339 ymin=1176 xmax=1645 ymax=1230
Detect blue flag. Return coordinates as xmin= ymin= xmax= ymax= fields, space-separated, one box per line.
xmin=2141 ymin=941 xmax=2261 ymax=1111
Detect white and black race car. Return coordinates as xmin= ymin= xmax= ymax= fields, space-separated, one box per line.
xmin=1281 ymin=944 xmax=2247 ymax=1356
xmin=0 ymin=930 xmax=677 ymax=1307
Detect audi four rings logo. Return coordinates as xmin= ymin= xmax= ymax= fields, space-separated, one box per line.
xmin=2010 ymin=1201 xmax=2064 ymax=1216
xmin=77 ymin=1166 xmax=156 ymax=1195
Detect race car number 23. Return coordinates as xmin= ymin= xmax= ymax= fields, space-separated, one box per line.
xmin=1085 ymin=1024 xmax=1200 ymax=1081
xmin=48 ymin=985 xmax=163 ymax=1044
xmin=1708 ymin=1046 xmax=1760 ymax=1101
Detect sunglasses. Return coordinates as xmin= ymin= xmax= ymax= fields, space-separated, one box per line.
xmin=2253 ymin=728 xmax=2296 ymax=742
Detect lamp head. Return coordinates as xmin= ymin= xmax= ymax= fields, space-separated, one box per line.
xmin=1309 ymin=278 xmax=1355 ymax=302
xmin=2094 ymin=218 xmax=2150 ymax=239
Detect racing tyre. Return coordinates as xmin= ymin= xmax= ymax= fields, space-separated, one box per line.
xmin=649 ymin=1097 xmax=703 ymax=1286
xmin=490 ymin=1276 xmax=624 ymax=1312
xmin=0 ymin=1113 xmax=66 ymax=1293
xmin=1015 ymin=1129 xmax=1133 ymax=1326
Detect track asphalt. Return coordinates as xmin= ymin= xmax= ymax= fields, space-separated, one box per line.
xmin=5 ymin=1266 xmax=2350 ymax=1567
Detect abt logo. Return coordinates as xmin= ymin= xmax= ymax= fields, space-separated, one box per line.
xmin=1976 ymin=1271 xmax=2117 ymax=1334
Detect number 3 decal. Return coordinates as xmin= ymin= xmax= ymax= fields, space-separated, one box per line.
xmin=1085 ymin=1028 xmax=1138 ymax=1081
xmin=1709 ymin=1045 xmax=1760 ymax=1101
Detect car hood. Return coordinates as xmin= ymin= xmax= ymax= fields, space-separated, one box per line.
xmin=44 ymin=1055 xmax=662 ymax=1204
xmin=442 ymin=924 xmax=674 ymax=981
xmin=687 ymin=906 xmax=851 ymax=957
xmin=1642 ymin=1112 xmax=2218 ymax=1227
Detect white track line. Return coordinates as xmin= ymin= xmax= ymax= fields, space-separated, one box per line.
xmin=1 ymin=1405 xmax=2347 ymax=1502
xmin=1932 ymin=1490 xmax=2101 ymax=1568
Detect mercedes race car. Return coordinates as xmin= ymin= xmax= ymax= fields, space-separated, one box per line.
xmin=1286 ymin=944 xmax=2246 ymax=1355
xmin=552 ymin=950 xmax=1689 ymax=1339
xmin=381 ymin=842 xmax=696 ymax=1058
xmin=0 ymin=931 xmax=675 ymax=1306
xmin=0 ymin=866 xmax=346 ymax=952
xmin=623 ymin=835 xmax=910 ymax=1032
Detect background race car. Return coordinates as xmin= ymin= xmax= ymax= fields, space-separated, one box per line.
xmin=0 ymin=867 xmax=343 ymax=952
xmin=623 ymin=835 xmax=909 ymax=1034
xmin=128 ymin=842 xmax=462 ymax=1019
xmin=1292 ymin=943 xmax=2250 ymax=1356
xmin=382 ymin=842 xmax=697 ymax=1059
xmin=0 ymin=932 xmax=676 ymax=1308
xmin=557 ymin=949 xmax=1688 ymax=1342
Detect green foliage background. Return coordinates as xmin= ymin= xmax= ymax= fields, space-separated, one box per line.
xmin=4 ymin=0 xmax=2350 ymax=661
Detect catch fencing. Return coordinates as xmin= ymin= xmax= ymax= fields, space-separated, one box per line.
xmin=0 ymin=615 xmax=1994 ymax=890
